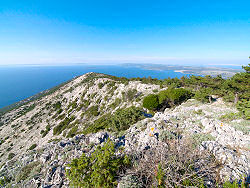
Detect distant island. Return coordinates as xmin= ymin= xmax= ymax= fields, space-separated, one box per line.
xmin=122 ymin=63 xmax=244 ymax=78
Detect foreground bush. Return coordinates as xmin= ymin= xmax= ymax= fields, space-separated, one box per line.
xmin=66 ymin=139 xmax=130 ymax=188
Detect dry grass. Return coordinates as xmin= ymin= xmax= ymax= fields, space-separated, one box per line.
xmin=130 ymin=138 xmax=221 ymax=187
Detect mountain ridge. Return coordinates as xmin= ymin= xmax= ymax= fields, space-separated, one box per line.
xmin=0 ymin=72 xmax=249 ymax=187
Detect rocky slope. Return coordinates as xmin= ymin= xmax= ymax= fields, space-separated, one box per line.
xmin=0 ymin=72 xmax=249 ymax=187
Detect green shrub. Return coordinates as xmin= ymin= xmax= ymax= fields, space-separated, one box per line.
xmin=28 ymin=144 xmax=37 ymax=150
xmin=110 ymin=98 xmax=122 ymax=109
xmin=83 ymin=107 xmax=145 ymax=134
xmin=142 ymin=94 xmax=159 ymax=111
xmin=86 ymin=105 xmax=99 ymax=117
xmin=237 ymin=99 xmax=250 ymax=120
xmin=219 ymin=112 xmax=241 ymax=122
xmin=67 ymin=126 xmax=79 ymax=138
xmin=8 ymin=152 xmax=15 ymax=160
xmin=223 ymin=177 xmax=248 ymax=188
xmin=53 ymin=115 xmax=76 ymax=135
xmin=125 ymin=89 xmax=137 ymax=101
xmin=40 ymin=124 xmax=51 ymax=137
xmin=53 ymin=101 xmax=61 ymax=110
xmin=158 ymin=88 xmax=192 ymax=107
xmin=194 ymin=88 xmax=213 ymax=103
xmin=66 ymin=139 xmax=130 ymax=188
xmin=0 ymin=176 xmax=11 ymax=187
xmin=153 ymin=89 xmax=158 ymax=93
xmin=98 ymin=82 xmax=104 ymax=89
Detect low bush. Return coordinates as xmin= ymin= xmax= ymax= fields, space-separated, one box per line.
xmin=66 ymin=139 xmax=130 ymax=188
xmin=219 ymin=112 xmax=242 ymax=122
xmin=98 ymin=82 xmax=104 ymax=89
xmin=110 ymin=98 xmax=122 ymax=109
xmin=53 ymin=115 xmax=76 ymax=135
xmin=28 ymin=144 xmax=37 ymax=150
xmin=86 ymin=105 xmax=99 ymax=117
xmin=125 ymin=89 xmax=137 ymax=101
xmin=53 ymin=101 xmax=61 ymax=110
xmin=67 ymin=126 xmax=79 ymax=138
xmin=143 ymin=88 xmax=192 ymax=111
xmin=237 ymin=99 xmax=250 ymax=120
xmin=142 ymin=94 xmax=159 ymax=111
xmin=40 ymin=124 xmax=51 ymax=137
xmin=83 ymin=107 xmax=145 ymax=134
xmin=194 ymin=88 xmax=213 ymax=103
xmin=8 ymin=152 xmax=15 ymax=160
xmin=158 ymin=88 xmax=192 ymax=107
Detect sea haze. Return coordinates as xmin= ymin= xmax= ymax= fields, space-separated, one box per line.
xmin=0 ymin=64 xmax=193 ymax=109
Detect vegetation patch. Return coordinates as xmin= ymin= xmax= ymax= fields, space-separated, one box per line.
xmin=66 ymin=139 xmax=130 ymax=188
xmin=191 ymin=133 xmax=215 ymax=147
xmin=16 ymin=161 xmax=41 ymax=182
xmin=83 ymin=106 xmax=145 ymax=134
xmin=28 ymin=144 xmax=37 ymax=150
xmin=143 ymin=88 xmax=192 ymax=111
xmin=53 ymin=115 xmax=76 ymax=135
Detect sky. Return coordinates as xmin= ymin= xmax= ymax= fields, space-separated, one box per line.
xmin=0 ymin=0 xmax=249 ymax=66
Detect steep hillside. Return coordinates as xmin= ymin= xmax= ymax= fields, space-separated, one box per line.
xmin=0 ymin=72 xmax=249 ymax=187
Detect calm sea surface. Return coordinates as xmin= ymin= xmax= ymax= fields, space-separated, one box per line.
xmin=0 ymin=64 xmax=193 ymax=108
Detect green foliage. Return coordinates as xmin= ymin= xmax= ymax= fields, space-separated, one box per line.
xmin=86 ymin=105 xmax=99 ymax=117
xmin=67 ymin=126 xmax=79 ymax=138
xmin=219 ymin=112 xmax=242 ymax=122
xmin=53 ymin=101 xmax=61 ymax=110
xmin=158 ymin=88 xmax=192 ymax=107
xmin=83 ymin=107 xmax=145 ymax=134
xmin=98 ymin=82 xmax=104 ymax=89
xmin=223 ymin=176 xmax=248 ymax=188
xmin=142 ymin=94 xmax=159 ymax=111
xmin=0 ymin=176 xmax=11 ymax=187
xmin=194 ymin=87 xmax=213 ymax=103
xmin=153 ymin=89 xmax=158 ymax=93
xmin=8 ymin=152 xmax=15 ymax=160
xmin=110 ymin=98 xmax=122 ymax=109
xmin=193 ymin=109 xmax=205 ymax=115
xmin=40 ymin=124 xmax=51 ymax=137
xmin=231 ymin=120 xmax=250 ymax=135
xmin=66 ymin=139 xmax=130 ymax=188
xmin=28 ymin=144 xmax=37 ymax=150
xmin=237 ymin=99 xmax=250 ymax=120
xmin=53 ymin=115 xmax=76 ymax=135
xmin=124 ymin=89 xmax=137 ymax=101
xmin=155 ymin=163 xmax=165 ymax=187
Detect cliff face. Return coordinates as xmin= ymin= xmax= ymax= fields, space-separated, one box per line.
xmin=0 ymin=73 xmax=249 ymax=187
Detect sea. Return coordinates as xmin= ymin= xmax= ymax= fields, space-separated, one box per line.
xmin=0 ymin=63 xmax=242 ymax=109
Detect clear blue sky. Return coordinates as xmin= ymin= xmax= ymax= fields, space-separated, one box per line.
xmin=0 ymin=0 xmax=249 ymax=66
